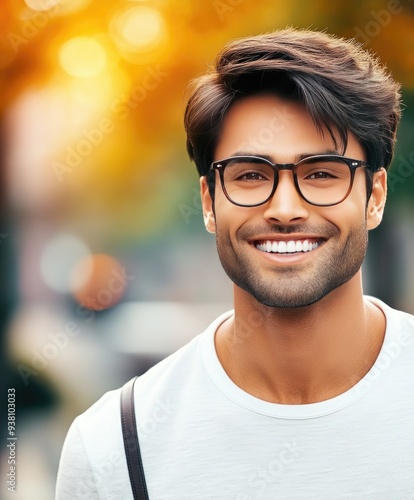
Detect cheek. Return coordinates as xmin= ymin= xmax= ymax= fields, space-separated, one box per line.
xmin=324 ymin=173 xmax=368 ymax=226
xmin=320 ymin=201 xmax=367 ymax=236
xmin=214 ymin=199 xmax=257 ymax=240
xmin=215 ymin=206 xmax=243 ymax=235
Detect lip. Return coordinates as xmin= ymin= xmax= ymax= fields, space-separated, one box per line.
xmin=249 ymin=234 xmax=326 ymax=243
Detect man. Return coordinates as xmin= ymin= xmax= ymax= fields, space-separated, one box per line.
xmin=56 ymin=28 xmax=414 ymax=499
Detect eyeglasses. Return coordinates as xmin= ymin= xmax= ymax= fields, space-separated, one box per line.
xmin=209 ymin=154 xmax=370 ymax=207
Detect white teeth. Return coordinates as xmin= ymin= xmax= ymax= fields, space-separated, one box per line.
xmin=286 ymin=241 xmax=296 ymax=253
xmin=278 ymin=241 xmax=287 ymax=253
xmin=255 ymin=239 xmax=321 ymax=254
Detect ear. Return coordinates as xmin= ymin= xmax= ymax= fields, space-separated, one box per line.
xmin=200 ymin=176 xmax=216 ymax=234
xmin=367 ymin=168 xmax=387 ymax=230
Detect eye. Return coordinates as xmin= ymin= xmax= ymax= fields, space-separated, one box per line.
xmin=306 ymin=171 xmax=337 ymax=180
xmin=225 ymin=162 xmax=273 ymax=182
xmin=298 ymin=158 xmax=349 ymax=182
xmin=237 ymin=171 xmax=268 ymax=181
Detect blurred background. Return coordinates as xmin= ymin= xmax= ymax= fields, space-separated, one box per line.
xmin=0 ymin=0 xmax=413 ymax=498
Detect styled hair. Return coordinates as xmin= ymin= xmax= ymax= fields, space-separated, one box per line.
xmin=184 ymin=28 xmax=402 ymax=190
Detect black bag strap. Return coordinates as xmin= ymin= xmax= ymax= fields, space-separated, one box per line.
xmin=120 ymin=376 xmax=150 ymax=500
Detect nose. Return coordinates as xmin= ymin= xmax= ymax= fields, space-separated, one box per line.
xmin=262 ymin=170 xmax=310 ymax=224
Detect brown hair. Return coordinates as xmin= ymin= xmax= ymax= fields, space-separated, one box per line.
xmin=184 ymin=28 xmax=402 ymax=188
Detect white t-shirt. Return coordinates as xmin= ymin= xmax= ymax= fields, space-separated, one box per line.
xmin=55 ymin=298 xmax=414 ymax=499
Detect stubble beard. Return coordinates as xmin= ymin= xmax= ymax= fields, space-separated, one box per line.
xmin=215 ymin=222 xmax=368 ymax=309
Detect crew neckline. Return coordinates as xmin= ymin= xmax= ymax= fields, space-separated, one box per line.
xmin=201 ymin=297 xmax=396 ymax=419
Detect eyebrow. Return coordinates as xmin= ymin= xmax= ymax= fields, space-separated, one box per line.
xmin=230 ymin=149 xmax=341 ymax=163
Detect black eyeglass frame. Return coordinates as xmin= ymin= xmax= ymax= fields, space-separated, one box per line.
xmin=209 ymin=154 xmax=370 ymax=207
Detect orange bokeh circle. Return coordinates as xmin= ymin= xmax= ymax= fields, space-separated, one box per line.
xmin=71 ymin=253 xmax=130 ymax=310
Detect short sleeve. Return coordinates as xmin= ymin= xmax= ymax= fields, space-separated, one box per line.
xmin=55 ymin=420 xmax=99 ymax=500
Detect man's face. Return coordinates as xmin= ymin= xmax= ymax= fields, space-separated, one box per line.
xmin=201 ymin=93 xmax=386 ymax=308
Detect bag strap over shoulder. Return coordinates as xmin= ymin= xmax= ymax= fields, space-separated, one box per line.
xmin=120 ymin=376 xmax=150 ymax=500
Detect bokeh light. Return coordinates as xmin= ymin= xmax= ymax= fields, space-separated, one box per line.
xmin=25 ymin=0 xmax=59 ymax=11
xmin=70 ymin=253 xmax=129 ymax=310
xmin=58 ymin=36 xmax=108 ymax=78
xmin=120 ymin=6 xmax=164 ymax=51
xmin=109 ymin=5 xmax=168 ymax=63
xmin=24 ymin=0 xmax=92 ymax=14
xmin=40 ymin=233 xmax=91 ymax=293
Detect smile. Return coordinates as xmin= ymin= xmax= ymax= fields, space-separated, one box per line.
xmin=255 ymin=239 xmax=323 ymax=254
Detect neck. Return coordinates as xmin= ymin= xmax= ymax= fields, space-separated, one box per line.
xmin=215 ymin=273 xmax=386 ymax=404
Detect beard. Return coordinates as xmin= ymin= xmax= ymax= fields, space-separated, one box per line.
xmin=215 ymin=221 xmax=368 ymax=309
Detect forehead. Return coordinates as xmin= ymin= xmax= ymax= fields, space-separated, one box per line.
xmin=214 ymin=93 xmax=365 ymax=162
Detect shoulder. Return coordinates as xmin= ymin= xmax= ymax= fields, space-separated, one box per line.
xmin=56 ymin=389 xmax=129 ymax=499
xmin=56 ymin=329 xmax=211 ymax=498
xmin=74 ymin=310 xmax=233 ymax=435
xmin=75 ymin=332 xmax=203 ymax=433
